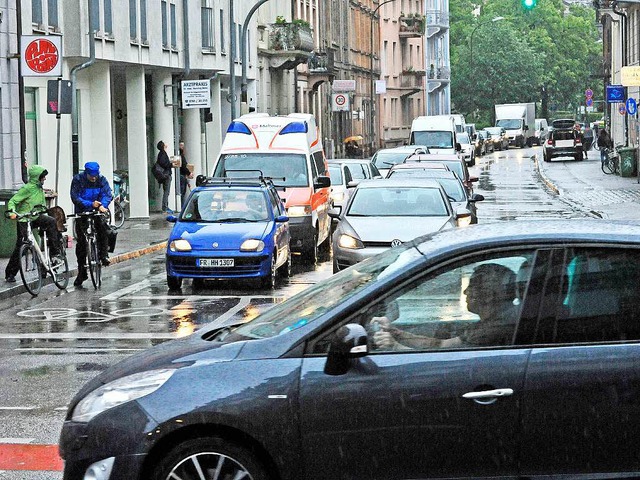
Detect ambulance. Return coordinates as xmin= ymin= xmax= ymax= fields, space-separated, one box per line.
xmin=211 ymin=113 xmax=332 ymax=264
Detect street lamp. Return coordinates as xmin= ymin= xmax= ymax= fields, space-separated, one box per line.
xmin=469 ymin=16 xmax=504 ymax=71
xmin=369 ymin=0 xmax=396 ymax=156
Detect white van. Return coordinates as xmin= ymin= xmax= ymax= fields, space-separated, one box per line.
xmin=211 ymin=113 xmax=331 ymax=264
xmin=451 ymin=114 xmax=466 ymax=134
xmin=410 ymin=115 xmax=460 ymax=155
xmin=534 ymin=118 xmax=549 ymax=145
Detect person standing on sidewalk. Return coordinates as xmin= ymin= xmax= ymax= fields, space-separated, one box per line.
xmin=4 ymin=165 xmax=63 ymax=283
xmin=155 ymin=141 xmax=173 ymax=212
xmin=178 ymin=141 xmax=193 ymax=199
xmin=70 ymin=162 xmax=113 ymax=287
xmin=598 ymin=128 xmax=613 ymax=165
xmin=582 ymin=124 xmax=593 ymax=159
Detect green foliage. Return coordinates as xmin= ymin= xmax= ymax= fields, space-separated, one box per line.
xmin=450 ymin=0 xmax=601 ymax=122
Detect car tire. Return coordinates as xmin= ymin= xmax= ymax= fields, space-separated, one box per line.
xmin=151 ymin=437 xmax=270 ymax=480
xmin=282 ymin=247 xmax=292 ymax=278
xmin=167 ymin=275 xmax=182 ymax=290
xmin=262 ymin=252 xmax=277 ymax=289
xmin=301 ymin=230 xmax=318 ymax=265
xmin=469 ymin=155 xmax=476 ymax=167
xmin=318 ymin=233 xmax=331 ymax=261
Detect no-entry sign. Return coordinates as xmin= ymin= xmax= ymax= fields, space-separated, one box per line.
xmin=20 ymin=36 xmax=62 ymax=77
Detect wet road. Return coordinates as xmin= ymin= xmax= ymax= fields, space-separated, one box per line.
xmin=0 ymin=145 xmax=588 ymax=478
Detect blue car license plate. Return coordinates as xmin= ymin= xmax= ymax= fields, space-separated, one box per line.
xmin=198 ymin=258 xmax=234 ymax=268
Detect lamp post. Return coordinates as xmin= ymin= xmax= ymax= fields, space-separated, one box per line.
xmin=369 ymin=0 xmax=396 ymax=156
xmin=469 ymin=16 xmax=504 ymax=71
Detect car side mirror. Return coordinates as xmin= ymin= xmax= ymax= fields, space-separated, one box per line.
xmin=275 ymin=215 xmax=289 ymax=223
xmin=470 ymin=193 xmax=485 ymax=202
xmin=328 ymin=206 xmax=342 ymax=218
xmin=347 ymin=180 xmax=360 ymax=189
xmin=166 ymin=214 xmax=178 ymax=223
xmin=314 ymin=175 xmax=331 ymax=189
xmin=455 ymin=143 xmax=462 ymax=152
xmin=469 ymin=175 xmax=479 ymax=183
xmin=325 ymin=324 xmax=369 ymax=376
xmin=472 ymin=134 xmax=477 ymax=140
xmin=195 ymin=175 xmax=206 ymax=187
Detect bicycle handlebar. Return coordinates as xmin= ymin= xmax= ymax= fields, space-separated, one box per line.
xmin=67 ymin=210 xmax=108 ymax=219
xmin=4 ymin=205 xmax=48 ymax=220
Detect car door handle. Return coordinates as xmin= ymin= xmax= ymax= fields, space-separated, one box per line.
xmin=462 ymin=388 xmax=514 ymax=400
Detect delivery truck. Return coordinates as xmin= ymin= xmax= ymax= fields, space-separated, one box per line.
xmin=494 ymin=103 xmax=535 ymax=148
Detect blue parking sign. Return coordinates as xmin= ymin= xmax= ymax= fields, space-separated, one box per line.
xmin=607 ymin=85 xmax=625 ymax=103
xmin=627 ymin=98 xmax=637 ymax=116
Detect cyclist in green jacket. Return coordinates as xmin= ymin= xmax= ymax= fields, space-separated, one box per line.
xmin=5 ymin=165 xmax=62 ymax=283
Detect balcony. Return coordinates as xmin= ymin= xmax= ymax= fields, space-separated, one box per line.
xmin=261 ymin=22 xmax=314 ymax=71
xmin=307 ymin=49 xmax=335 ymax=76
xmin=398 ymin=70 xmax=425 ymax=96
xmin=425 ymin=9 xmax=449 ymax=38
xmin=398 ymin=15 xmax=425 ymax=38
xmin=427 ymin=66 xmax=450 ymax=93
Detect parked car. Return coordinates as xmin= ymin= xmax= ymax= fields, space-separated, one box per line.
xmin=371 ymin=145 xmax=430 ymax=177
xmin=485 ymin=126 xmax=510 ymax=150
xmin=164 ymin=176 xmax=291 ymax=290
xmin=456 ymin=131 xmax=476 ymax=166
xmin=533 ymin=118 xmax=549 ymax=145
xmin=403 ymin=153 xmax=478 ymax=195
xmin=60 ymin=219 xmax=640 ymax=480
xmin=330 ymin=178 xmax=469 ymax=272
xmin=328 ymin=158 xmax=381 ymax=210
xmin=385 ymin=167 xmax=484 ymax=224
xmin=543 ymin=118 xmax=583 ymax=162
xmin=477 ymin=129 xmax=494 ymax=155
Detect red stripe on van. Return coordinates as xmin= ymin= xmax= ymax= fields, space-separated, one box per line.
xmin=0 ymin=443 xmax=64 ymax=471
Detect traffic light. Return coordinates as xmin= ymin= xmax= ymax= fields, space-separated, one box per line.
xmin=522 ymin=0 xmax=537 ymax=9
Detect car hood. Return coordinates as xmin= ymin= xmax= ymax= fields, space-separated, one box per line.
xmin=346 ymin=216 xmax=452 ymax=242
xmin=69 ymin=330 xmax=247 ymax=406
xmin=171 ymin=222 xmax=270 ymax=249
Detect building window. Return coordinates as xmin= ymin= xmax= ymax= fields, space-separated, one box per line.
xmin=129 ymin=0 xmax=137 ymax=39
xmin=104 ymin=0 xmax=112 ymax=33
xmin=219 ymin=8 xmax=225 ymax=52
xmin=32 ymin=0 xmax=43 ymax=24
xmin=161 ymin=0 xmax=168 ymax=47
xmin=170 ymin=2 xmax=177 ymax=48
xmin=90 ymin=0 xmax=112 ymax=35
xmin=140 ymin=0 xmax=147 ymax=43
xmin=201 ymin=0 xmax=215 ymax=49
xmin=48 ymin=0 xmax=58 ymax=28
xmin=32 ymin=0 xmax=59 ymax=29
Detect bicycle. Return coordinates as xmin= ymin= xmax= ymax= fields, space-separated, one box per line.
xmin=601 ymin=145 xmax=620 ymax=175
xmin=68 ymin=210 xmax=108 ymax=289
xmin=4 ymin=207 xmax=70 ymax=296
xmin=112 ymin=171 xmax=128 ymax=229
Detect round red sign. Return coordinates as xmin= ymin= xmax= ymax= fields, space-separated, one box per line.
xmin=25 ymin=38 xmax=59 ymax=74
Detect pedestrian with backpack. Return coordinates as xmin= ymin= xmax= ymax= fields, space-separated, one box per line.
xmin=153 ymin=140 xmax=173 ymax=212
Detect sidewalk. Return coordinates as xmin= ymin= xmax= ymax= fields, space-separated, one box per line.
xmin=0 ymin=212 xmax=172 ymax=300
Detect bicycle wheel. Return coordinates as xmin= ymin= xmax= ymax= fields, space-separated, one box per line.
xmin=51 ymin=250 xmax=70 ymax=290
xmin=87 ymin=239 xmax=102 ymax=289
xmin=113 ymin=201 xmax=125 ymax=228
xmin=592 ymin=140 xmax=599 ymax=151
xmin=19 ymin=243 xmax=42 ymax=296
xmin=602 ymin=159 xmax=615 ymax=174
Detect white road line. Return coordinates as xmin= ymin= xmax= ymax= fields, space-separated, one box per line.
xmin=100 ymin=273 xmax=167 ymax=300
xmin=0 ymin=407 xmax=35 ymax=411
xmin=0 ymin=438 xmax=34 ymax=443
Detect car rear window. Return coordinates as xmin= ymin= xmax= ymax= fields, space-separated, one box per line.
xmin=552 ymin=131 xmax=576 ymax=141
xmin=348 ymin=187 xmax=448 ymax=217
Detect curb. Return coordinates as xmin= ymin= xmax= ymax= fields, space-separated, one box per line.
xmin=532 ymin=153 xmax=561 ymax=195
xmin=0 ymin=241 xmax=167 ymax=301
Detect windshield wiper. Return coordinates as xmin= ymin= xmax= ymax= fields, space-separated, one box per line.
xmin=217 ymin=217 xmax=253 ymax=223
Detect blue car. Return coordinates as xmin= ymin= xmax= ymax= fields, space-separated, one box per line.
xmin=165 ymin=177 xmax=291 ymax=289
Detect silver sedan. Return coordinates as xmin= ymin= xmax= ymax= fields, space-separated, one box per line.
xmin=329 ymin=178 xmax=471 ymax=273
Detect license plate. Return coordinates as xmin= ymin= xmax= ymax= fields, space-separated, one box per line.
xmin=198 ymin=258 xmax=234 ymax=267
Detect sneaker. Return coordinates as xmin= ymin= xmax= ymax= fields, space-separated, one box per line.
xmin=73 ymin=270 xmax=88 ymax=287
xmin=5 ymin=276 xmax=16 ymax=283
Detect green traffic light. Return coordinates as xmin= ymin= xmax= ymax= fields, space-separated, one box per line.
xmin=522 ymin=0 xmax=536 ymax=9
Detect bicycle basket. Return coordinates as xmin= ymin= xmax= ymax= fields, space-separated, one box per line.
xmin=47 ymin=206 xmax=67 ymax=232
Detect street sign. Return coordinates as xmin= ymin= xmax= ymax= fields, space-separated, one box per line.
xmin=375 ymin=80 xmax=386 ymax=94
xmin=627 ymin=98 xmax=637 ymax=116
xmin=331 ymin=93 xmax=350 ymax=112
xmin=21 ymin=35 xmax=62 ymax=77
xmin=621 ymin=66 xmax=640 ymax=86
xmin=332 ymin=80 xmax=356 ymax=92
xmin=585 ymin=88 xmax=593 ymax=98
xmin=46 ymin=79 xmax=72 ymax=114
xmin=586 ymin=98 xmax=593 ymax=107
xmin=181 ymin=80 xmax=211 ymax=109
xmin=606 ymin=85 xmax=626 ymax=103
xmin=619 ymin=104 xmax=627 ymax=115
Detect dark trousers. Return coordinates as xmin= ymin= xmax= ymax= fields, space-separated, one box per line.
xmin=5 ymin=215 xmax=62 ymax=278
xmin=74 ymin=216 xmax=109 ymax=272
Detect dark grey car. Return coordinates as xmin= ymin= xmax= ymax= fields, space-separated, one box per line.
xmin=60 ymin=220 xmax=640 ymax=480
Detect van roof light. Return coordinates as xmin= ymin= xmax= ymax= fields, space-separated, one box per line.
xmin=280 ymin=121 xmax=308 ymax=135
xmin=227 ymin=122 xmax=252 ymax=135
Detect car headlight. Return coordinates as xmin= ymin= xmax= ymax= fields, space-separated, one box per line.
xmin=338 ymin=234 xmax=364 ymax=249
xmin=71 ymin=369 xmax=175 ymax=423
xmin=287 ymin=205 xmax=312 ymax=217
xmin=169 ymin=239 xmax=192 ymax=251
xmin=240 ymin=239 xmax=265 ymax=252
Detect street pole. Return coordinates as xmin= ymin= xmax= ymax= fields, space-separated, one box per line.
xmin=241 ymin=0 xmax=272 ymax=112
xmin=229 ymin=0 xmax=237 ymax=120
xmin=369 ymin=0 xmax=396 ymax=156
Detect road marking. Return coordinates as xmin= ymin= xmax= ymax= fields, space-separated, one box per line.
xmin=0 ymin=333 xmax=177 ymax=340
xmin=0 ymin=444 xmax=63 ymax=471
xmin=100 ymin=273 xmax=167 ymax=300
xmin=16 ymin=307 xmax=168 ymax=323
xmin=0 ymin=407 xmax=35 ymax=411
xmin=0 ymin=439 xmax=34 ymax=444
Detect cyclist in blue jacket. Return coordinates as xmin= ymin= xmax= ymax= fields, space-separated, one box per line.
xmin=70 ymin=162 xmax=113 ymax=287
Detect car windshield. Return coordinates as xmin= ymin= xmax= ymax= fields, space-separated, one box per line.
xmin=435 ymin=178 xmax=465 ymax=202
xmin=496 ymin=119 xmax=523 ymax=129
xmin=219 ymin=245 xmax=423 ymax=341
xmin=457 ymin=132 xmax=471 ymax=143
xmin=372 ymin=151 xmax=412 ymax=168
xmin=347 ymin=187 xmax=447 ymax=216
xmin=181 ymin=189 xmax=269 ymax=222
xmin=329 ymin=165 xmax=344 ymax=185
xmin=485 ymin=127 xmax=502 ymax=135
xmin=412 ymin=131 xmax=454 ymax=149
xmin=215 ymin=153 xmax=309 ymax=188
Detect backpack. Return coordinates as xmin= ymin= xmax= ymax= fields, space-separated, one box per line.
xmin=152 ymin=161 xmax=168 ymax=184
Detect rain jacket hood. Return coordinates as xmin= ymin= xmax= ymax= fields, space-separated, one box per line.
xmin=7 ymin=164 xmax=48 ymax=222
